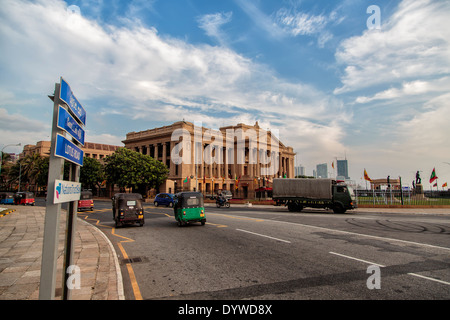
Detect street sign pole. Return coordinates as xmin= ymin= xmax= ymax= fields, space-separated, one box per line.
xmin=39 ymin=78 xmax=85 ymax=300
xmin=39 ymin=83 xmax=65 ymax=300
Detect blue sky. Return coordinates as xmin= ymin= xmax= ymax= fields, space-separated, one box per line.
xmin=1 ymin=0 xmax=449 ymax=188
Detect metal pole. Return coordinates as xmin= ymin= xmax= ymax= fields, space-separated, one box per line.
xmin=39 ymin=83 xmax=64 ymax=300
xmin=18 ymin=162 xmax=21 ymax=192
xmin=62 ymin=163 xmax=80 ymax=300
xmin=400 ymin=176 xmax=404 ymax=205
xmin=372 ymin=184 xmax=375 ymax=207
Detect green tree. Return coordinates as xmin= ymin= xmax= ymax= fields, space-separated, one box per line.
xmin=6 ymin=154 xmax=51 ymax=191
xmin=104 ymin=148 xmax=168 ymax=194
xmin=80 ymin=157 xmax=104 ymax=194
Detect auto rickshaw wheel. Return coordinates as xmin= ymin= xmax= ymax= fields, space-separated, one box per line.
xmin=201 ymin=219 xmax=206 ymax=226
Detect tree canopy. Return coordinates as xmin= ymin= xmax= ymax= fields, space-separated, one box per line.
xmin=80 ymin=157 xmax=104 ymax=192
xmin=104 ymin=147 xmax=168 ymax=192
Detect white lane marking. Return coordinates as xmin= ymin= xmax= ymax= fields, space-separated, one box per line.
xmin=236 ymin=229 xmax=291 ymax=244
xmin=216 ymin=212 xmax=450 ymax=252
xmin=330 ymin=252 xmax=450 ymax=286
xmin=329 ymin=251 xmax=386 ymax=267
xmin=407 ymin=273 xmax=450 ymax=286
xmin=278 ymin=220 xmax=450 ymax=252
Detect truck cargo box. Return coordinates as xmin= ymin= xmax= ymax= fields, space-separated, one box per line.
xmin=273 ymin=178 xmax=333 ymax=200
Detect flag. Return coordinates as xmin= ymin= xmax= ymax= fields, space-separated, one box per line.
xmin=429 ymin=168 xmax=438 ymax=184
xmin=364 ymin=169 xmax=373 ymax=182
xmin=433 ymin=182 xmax=438 ymax=187
xmin=332 ymin=161 xmax=334 ymax=169
xmin=183 ymin=176 xmax=189 ymax=184
xmin=235 ymin=175 xmax=240 ymax=190
xmin=443 ymin=182 xmax=448 ymax=188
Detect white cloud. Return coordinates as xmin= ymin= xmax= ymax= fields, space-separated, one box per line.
xmin=234 ymin=0 xmax=284 ymax=39
xmin=0 ymin=108 xmax=51 ymax=151
xmin=395 ymin=92 xmax=450 ymax=158
xmin=335 ymin=0 xmax=450 ymax=94
xmin=275 ymin=8 xmax=328 ymax=36
xmin=331 ymin=0 xmax=450 ymax=184
xmin=84 ymin=132 xmax=124 ymax=146
xmin=273 ymin=6 xmax=339 ymax=47
xmin=197 ymin=12 xmax=233 ymax=46
xmin=355 ymin=77 xmax=450 ymax=103
xmin=0 ymin=0 xmax=347 ymax=168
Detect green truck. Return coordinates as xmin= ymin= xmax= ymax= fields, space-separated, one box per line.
xmin=273 ymin=178 xmax=357 ymax=213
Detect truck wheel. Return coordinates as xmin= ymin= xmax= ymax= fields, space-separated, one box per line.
xmin=287 ymin=203 xmax=296 ymax=212
xmin=333 ymin=204 xmax=345 ymax=214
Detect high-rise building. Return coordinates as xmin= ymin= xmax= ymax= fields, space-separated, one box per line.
xmin=295 ymin=165 xmax=305 ymax=177
xmin=316 ymin=163 xmax=328 ymax=178
xmin=337 ymin=159 xmax=349 ymax=179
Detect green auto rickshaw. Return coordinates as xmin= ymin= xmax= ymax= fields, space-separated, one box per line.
xmin=173 ymin=192 xmax=206 ymax=227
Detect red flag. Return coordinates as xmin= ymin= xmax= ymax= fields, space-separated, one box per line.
xmin=364 ymin=169 xmax=373 ymax=182
xmin=429 ymin=168 xmax=438 ymax=184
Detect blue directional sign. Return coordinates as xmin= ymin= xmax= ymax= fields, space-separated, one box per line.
xmin=55 ymin=134 xmax=84 ymax=166
xmin=57 ymin=106 xmax=85 ymax=146
xmin=59 ymin=77 xmax=86 ymax=126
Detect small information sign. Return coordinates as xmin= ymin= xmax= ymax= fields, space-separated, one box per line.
xmin=53 ymin=179 xmax=81 ymax=204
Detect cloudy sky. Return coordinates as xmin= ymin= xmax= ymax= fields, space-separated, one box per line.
xmin=1 ymin=0 xmax=449 ymax=188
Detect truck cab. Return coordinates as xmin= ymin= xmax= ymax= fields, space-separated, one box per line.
xmin=332 ymin=183 xmax=357 ymax=213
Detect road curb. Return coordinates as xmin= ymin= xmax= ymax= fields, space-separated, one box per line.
xmin=77 ymin=217 xmax=125 ymax=300
xmin=0 ymin=208 xmax=16 ymax=217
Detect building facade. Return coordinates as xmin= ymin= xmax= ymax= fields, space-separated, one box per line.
xmin=20 ymin=141 xmax=121 ymax=161
xmin=123 ymin=121 xmax=296 ymax=198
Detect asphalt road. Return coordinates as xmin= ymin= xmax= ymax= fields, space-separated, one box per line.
xmin=72 ymin=199 xmax=450 ymax=301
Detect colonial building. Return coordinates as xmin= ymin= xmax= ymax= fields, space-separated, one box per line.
xmin=123 ymin=121 xmax=295 ymax=198
xmin=20 ymin=141 xmax=121 ymax=161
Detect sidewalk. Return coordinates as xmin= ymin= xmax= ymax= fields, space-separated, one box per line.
xmin=0 ymin=205 xmax=124 ymax=300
